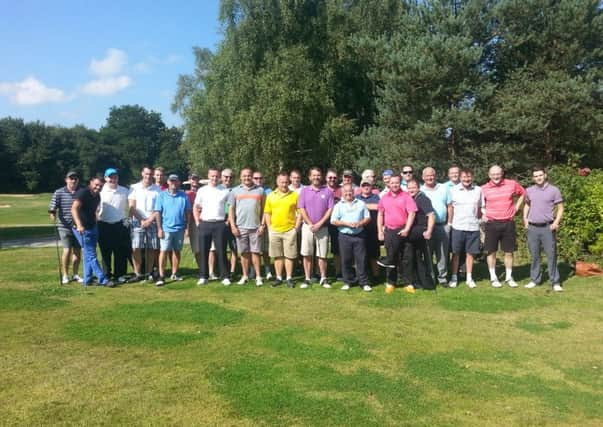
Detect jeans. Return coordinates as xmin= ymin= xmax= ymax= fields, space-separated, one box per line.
xmin=73 ymin=226 xmax=108 ymax=285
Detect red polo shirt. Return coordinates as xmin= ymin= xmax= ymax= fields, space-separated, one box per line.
xmin=481 ymin=179 xmax=525 ymax=221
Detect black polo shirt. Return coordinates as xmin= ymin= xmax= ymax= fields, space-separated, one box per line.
xmin=412 ymin=192 xmax=434 ymax=230
xmin=74 ymin=187 xmax=100 ymax=230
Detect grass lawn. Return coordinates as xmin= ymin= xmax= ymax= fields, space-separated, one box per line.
xmin=0 ymin=194 xmax=54 ymax=241
xmin=1 ymin=246 xmax=602 ymax=426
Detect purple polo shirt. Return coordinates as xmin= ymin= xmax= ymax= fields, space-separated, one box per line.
xmin=525 ymin=183 xmax=563 ymax=223
xmin=298 ymin=185 xmax=334 ymax=224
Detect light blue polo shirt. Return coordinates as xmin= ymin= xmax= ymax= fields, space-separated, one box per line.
xmin=330 ymin=199 xmax=370 ymax=235
xmin=420 ymin=183 xmax=451 ymax=224
xmin=154 ymin=190 xmax=191 ymax=232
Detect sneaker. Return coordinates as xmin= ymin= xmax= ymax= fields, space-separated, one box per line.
xmin=404 ymin=285 xmax=416 ymax=294
xmin=271 ymin=278 xmax=282 ymax=287
xmin=256 ymin=278 xmax=263 ymax=287
xmin=170 ymin=274 xmax=183 ymax=281
xmin=72 ymin=274 xmax=84 ymax=283
xmin=363 ymin=285 xmax=372 ymax=292
xmin=553 ymin=284 xmax=563 ymax=292
xmin=491 ymin=279 xmax=502 ymax=288
xmin=265 ymin=272 xmax=273 ymax=280
xmin=105 ymin=281 xmax=116 ymax=288
xmin=505 ymin=279 xmax=518 ymax=288
xmin=62 ymin=275 xmax=70 ymax=285
xmin=286 ymin=279 xmax=295 ymax=288
xmin=341 ymin=284 xmax=350 ymax=291
xmin=447 ymin=280 xmax=458 ymax=288
xmin=222 ymin=278 xmax=232 ymax=286
xmin=197 ymin=278 xmax=208 ymax=286
xmin=300 ymin=279 xmax=311 ymax=289
xmin=155 ymin=278 xmax=165 ymax=287
xmin=524 ymin=281 xmax=538 ymax=289
xmin=209 ymin=274 xmax=219 ymax=280
xmin=117 ymin=276 xmax=128 ymax=284
xmin=237 ymin=277 xmax=248 ymax=285
xmin=127 ymin=274 xmax=143 ymax=283
xmin=320 ymin=278 xmax=331 ymax=289
xmin=437 ymin=278 xmax=448 ymax=285
xmin=147 ymin=274 xmax=155 ymax=282
xmin=377 ymin=258 xmax=395 ymax=268
xmin=466 ymin=279 xmax=477 ymax=289
xmin=385 ymin=284 xmax=395 ymax=294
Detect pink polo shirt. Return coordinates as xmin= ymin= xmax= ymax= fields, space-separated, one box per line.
xmin=377 ymin=190 xmax=417 ymax=229
xmin=481 ymin=178 xmax=526 ymax=221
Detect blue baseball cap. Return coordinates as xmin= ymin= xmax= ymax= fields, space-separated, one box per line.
xmin=104 ymin=168 xmax=118 ymax=177
xmin=382 ymin=169 xmax=394 ymax=177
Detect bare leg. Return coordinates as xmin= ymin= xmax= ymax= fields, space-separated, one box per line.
xmin=240 ymin=253 xmax=250 ymax=278
xmin=466 ymin=253 xmax=474 ymax=275
xmin=274 ymin=257 xmax=284 ymax=278
xmin=208 ymin=250 xmax=215 ymax=277
xmin=132 ymin=248 xmax=142 ymax=275
xmin=72 ymin=247 xmax=81 ymax=276
xmin=61 ymin=248 xmax=71 ymax=276
xmin=303 ymin=256 xmax=312 ymax=279
xmin=318 ymin=257 xmax=328 ymax=279
xmin=504 ymin=252 xmax=514 ymax=270
xmin=158 ymin=251 xmax=167 ymax=278
xmin=252 ymin=253 xmax=262 ymax=278
xmin=284 ymin=258 xmax=294 ymax=278
xmin=171 ymin=250 xmax=181 ymax=275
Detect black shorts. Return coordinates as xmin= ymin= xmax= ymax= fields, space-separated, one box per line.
xmin=328 ymin=223 xmax=340 ymax=255
xmin=484 ymin=220 xmax=516 ymax=253
xmin=451 ymin=229 xmax=480 ymax=255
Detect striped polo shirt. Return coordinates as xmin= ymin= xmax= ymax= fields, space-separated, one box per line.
xmin=49 ymin=186 xmax=82 ymax=229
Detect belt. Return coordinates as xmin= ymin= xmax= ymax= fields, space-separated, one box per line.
xmin=529 ymin=222 xmax=552 ymax=227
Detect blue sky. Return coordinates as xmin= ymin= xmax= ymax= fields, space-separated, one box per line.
xmin=0 ymin=0 xmax=222 ymax=129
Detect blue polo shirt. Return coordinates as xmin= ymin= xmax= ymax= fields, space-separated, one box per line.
xmin=330 ymin=199 xmax=370 ymax=235
xmin=154 ymin=190 xmax=191 ymax=232
xmin=420 ymin=183 xmax=450 ymax=224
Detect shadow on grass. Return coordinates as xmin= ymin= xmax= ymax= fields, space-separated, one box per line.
xmin=515 ymin=319 xmax=572 ymax=334
xmin=65 ymin=301 xmax=244 ymax=347
xmin=0 ymin=288 xmax=70 ymax=311
xmin=437 ymin=291 xmax=554 ymax=313
xmin=406 ymin=351 xmax=603 ymax=422
xmin=210 ymin=327 xmax=436 ymax=426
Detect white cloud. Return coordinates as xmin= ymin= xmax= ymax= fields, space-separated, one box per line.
xmin=81 ymin=75 xmax=132 ymax=96
xmin=0 ymin=76 xmax=67 ymax=105
xmin=89 ymin=48 xmax=127 ymax=77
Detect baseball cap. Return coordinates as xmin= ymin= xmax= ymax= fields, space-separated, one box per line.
xmin=342 ymin=169 xmax=354 ymax=177
xmin=168 ymin=174 xmax=180 ymax=181
xmin=189 ymin=172 xmax=200 ymax=179
xmin=104 ymin=168 xmax=118 ymax=177
xmin=65 ymin=171 xmax=78 ymax=178
xmin=382 ymin=169 xmax=394 ymax=177
xmin=360 ymin=179 xmax=372 ymax=186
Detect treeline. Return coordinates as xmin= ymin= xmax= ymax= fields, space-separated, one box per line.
xmin=0 ymin=105 xmax=186 ymax=193
xmin=174 ymin=0 xmax=603 ymax=182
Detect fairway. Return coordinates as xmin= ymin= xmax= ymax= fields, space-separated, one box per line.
xmin=1 ymin=246 xmax=602 ymax=426
xmin=0 ymin=194 xmax=55 ymax=242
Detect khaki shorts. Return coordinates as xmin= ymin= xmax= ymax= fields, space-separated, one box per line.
xmin=269 ymin=227 xmax=298 ymax=259
xmin=236 ymin=228 xmax=262 ymax=254
xmin=300 ymin=223 xmax=329 ymax=258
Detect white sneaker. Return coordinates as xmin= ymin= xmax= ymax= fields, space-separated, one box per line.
xmin=363 ymin=285 xmax=372 ymax=292
xmin=553 ymin=284 xmax=563 ymax=292
xmin=72 ymin=274 xmax=83 ymax=283
xmin=197 ymin=278 xmax=207 ymax=286
xmin=341 ymin=284 xmax=350 ymax=291
xmin=117 ymin=276 xmax=128 ymax=283
xmin=320 ymin=278 xmax=331 ymax=289
xmin=265 ymin=272 xmax=273 ymax=280
xmin=466 ymin=280 xmax=477 ymax=289
xmin=300 ymin=281 xmax=310 ymax=289
xmin=505 ymin=279 xmax=518 ymax=288
xmin=62 ymin=275 xmax=70 ymax=285
xmin=256 ymin=278 xmax=263 ymax=287
xmin=491 ymin=279 xmax=502 ymax=288
xmin=237 ymin=276 xmax=248 ymax=285
xmin=170 ymin=274 xmax=183 ymax=281
xmin=524 ymin=281 xmax=538 ymax=289
xmin=209 ymin=274 xmax=219 ymax=280
xmin=447 ymin=280 xmax=458 ymax=288
xmin=222 ymin=278 xmax=232 ymax=286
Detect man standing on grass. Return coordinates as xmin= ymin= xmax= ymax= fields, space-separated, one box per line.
xmin=194 ymin=168 xmax=232 ymax=286
xmin=298 ymin=167 xmax=334 ymax=289
xmin=355 ymin=179 xmax=381 ymax=281
xmin=49 ymin=170 xmax=83 ymax=284
xmin=523 ymin=166 xmax=564 ymax=292
xmin=481 ymin=165 xmax=526 ymax=288
xmin=331 ymin=183 xmax=372 ymax=292
xmin=421 ymin=167 xmax=451 ymax=286
xmin=377 ymin=174 xmax=417 ymax=294
xmin=253 ymin=171 xmax=274 ymax=280
xmin=128 ymin=166 xmax=161 ymax=282
xmin=228 ymin=168 xmax=266 ymax=286
xmin=98 ymin=168 xmax=130 ymax=283
xmin=447 ymin=169 xmax=482 ymax=289
xmin=71 ymin=176 xmax=113 ymax=287
xmin=186 ymin=173 xmax=202 ymax=270
xmin=265 ymin=172 xmax=300 ymax=288
xmin=153 ymin=174 xmax=191 ymax=286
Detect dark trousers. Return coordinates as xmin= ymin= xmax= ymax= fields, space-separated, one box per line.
xmin=338 ymin=232 xmax=369 ymax=286
xmin=199 ymin=221 xmax=229 ymax=279
xmin=98 ymin=221 xmax=129 ymax=278
xmin=383 ymin=227 xmax=413 ymax=285
xmin=407 ymin=227 xmax=435 ymax=289
xmin=527 ymin=225 xmax=560 ymax=285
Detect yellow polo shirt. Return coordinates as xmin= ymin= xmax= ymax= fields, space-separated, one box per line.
xmin=264 ymin=189 xmax=298 ymax=233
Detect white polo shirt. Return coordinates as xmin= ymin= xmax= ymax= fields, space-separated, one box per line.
xmin=449 ymin=184 xmax=482 ymax=231
xmin=128 ymin=182 xmax=161 ymax=220
xmin=99 ymin=185 xmax=129 ymax=223
xmin=194 ymin=184 xmax=230 ymax=221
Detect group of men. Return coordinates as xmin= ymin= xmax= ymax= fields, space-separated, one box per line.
xmin=49 ymin=163 xmax=564 ymax=292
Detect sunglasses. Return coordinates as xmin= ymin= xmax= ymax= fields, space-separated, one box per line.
xmin=402 ymin=171 xmax=413 ymax=174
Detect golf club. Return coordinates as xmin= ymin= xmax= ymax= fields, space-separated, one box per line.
xmin=53 ymin=222 xmax=63 ymax=286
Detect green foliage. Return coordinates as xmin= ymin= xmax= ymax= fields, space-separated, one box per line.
xmin=549 ymin=166 xmax=603 ymax=263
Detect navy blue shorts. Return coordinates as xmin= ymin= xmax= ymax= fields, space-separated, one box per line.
xmin=451 ymin=229 xmax=481 ymax=255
